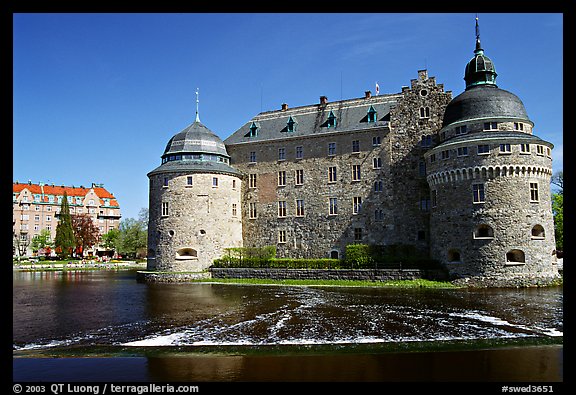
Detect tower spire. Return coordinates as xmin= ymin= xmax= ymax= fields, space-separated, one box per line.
xmin=475 ymin=14 xmax=482 ymax=54
xmin=195 ymin=88 xmax=200 ymax=123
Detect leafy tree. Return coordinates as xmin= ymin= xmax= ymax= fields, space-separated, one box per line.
xmin=552 ymin=192 xmax=563 ymax=251
xmin=71 ymin=213 xmax=101 ymax=257
xmin=54 ymin=192 xmax=75 ymax=259
xmin=551 ymin=171 xmax=563 ymax=191
xmin=30 ymin=229 xmax=54 ymax=254
xmin=118 ymin=214 xmax=148 ymax=259
xmin=101 ymin=228 xmax=121 ymax=253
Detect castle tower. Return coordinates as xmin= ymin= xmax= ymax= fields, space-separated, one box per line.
xmin=147 ymin=94 xmax=243 ymax=272
xmin=424 ymin=18 xmax=559 ymax=284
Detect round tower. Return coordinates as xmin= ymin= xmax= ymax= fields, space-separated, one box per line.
xmin=424 ymin=18 xmax=559 ymax=285
xmin=147 ymin=95 xmax=243 ymax=272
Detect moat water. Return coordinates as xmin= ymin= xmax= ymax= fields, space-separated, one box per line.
xmin=13 ymin=270 xmax=563 ymax=383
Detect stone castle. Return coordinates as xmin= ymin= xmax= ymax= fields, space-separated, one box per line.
xmin=146 ymin=20 xmax=560 ymax=285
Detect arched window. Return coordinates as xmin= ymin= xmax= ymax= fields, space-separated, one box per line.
xmin=474 ymin=224 xmax=494 ymax=239
xmin=531 ymin=225 xmax=545 ymax=239
xmin=506 ymin=249 xmax=525 ymax=263
xmin=176 ymin=247 xmax=198 ymax=260
xmin=330 ymin=250 xmax=339 ymax=259
xmin=448 ymin=249 xmax=461 ymax=262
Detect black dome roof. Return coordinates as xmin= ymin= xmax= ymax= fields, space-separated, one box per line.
xmin=163 ymin=120 xmax=229 ymax=158
xmin=442 ymin=85 xmax=530 ymax=127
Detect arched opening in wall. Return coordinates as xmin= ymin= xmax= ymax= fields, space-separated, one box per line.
xmin=506 ymin=249 xmax=525 ymax=264
xmin=448 ymin=249 xmax=461 ymax=262
xmin=531 ymin=225 xmax=545 ymax=239
xmin=176 ymin=247 xmax=198 ymax=260
xmin=474 ymin=224 xmax=494 ymax=239
xmin=330 ymin=250 xmax=339 ymax=259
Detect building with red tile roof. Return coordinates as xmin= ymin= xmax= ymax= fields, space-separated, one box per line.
xmin=13 ymin=181 xmax=121 ymax=257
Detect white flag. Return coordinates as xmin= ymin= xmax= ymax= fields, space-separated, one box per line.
xmin=375 ymin=82 xmax=380 ymax=96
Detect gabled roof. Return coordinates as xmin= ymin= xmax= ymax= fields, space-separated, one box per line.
xmin=13 ymin=182 xmax=120 ymax=207
xmin=225 ymin=94 xmax=399 ymax=146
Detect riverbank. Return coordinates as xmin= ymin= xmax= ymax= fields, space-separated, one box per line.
xmin=14 ymin=261 xmax=146 ymax=272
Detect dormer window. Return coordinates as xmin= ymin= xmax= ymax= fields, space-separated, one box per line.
xmin=325 ymin=111 xmax=337 ymax=128
xmin=245 ymin=122 xmax=259 ymax=138
xmin=287 ymin=116 xmax=297 ymax=133
xmin=455 ymin=125 xmax=467 ymax=135
xmin=367 ymin=106 xmax=377 ymax=123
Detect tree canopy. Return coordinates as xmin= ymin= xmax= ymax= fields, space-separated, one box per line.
xmin=71 ymin=213 xmax=101 ymax=256
xmin=54 ymin=192 xmax=75 ymax=259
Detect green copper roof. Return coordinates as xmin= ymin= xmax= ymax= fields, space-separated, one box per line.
xmin=464 ymin=17 xmax=498 ymax=90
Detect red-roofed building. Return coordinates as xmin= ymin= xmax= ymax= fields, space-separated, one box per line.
xmin=13 ymin=181 xmax=121 ymax=257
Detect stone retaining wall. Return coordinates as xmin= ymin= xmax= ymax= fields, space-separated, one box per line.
xmin=136 ymin=271 xmax=210 ymax=283
xmin=209 ymin=268 xmax=448 ymax=281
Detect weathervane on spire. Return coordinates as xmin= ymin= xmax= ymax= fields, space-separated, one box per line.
xmin=195 ymin=88 xmax=201 ymax=123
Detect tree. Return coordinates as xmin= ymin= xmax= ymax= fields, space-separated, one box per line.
xmin=551 ymin=171 xmax=563 ymax=191
xmin=118 ymin=215 xmax=148 ymax=259
xmin=54 ymin=191 xmax=75 ymax=259
xmin=71 ymin=213 xmax=101 ymax=257
xmin=102 ymin=228 xmax=121 ymax=254
xmin=552 ymin=192 xmax=563 ymax=252
xmin=31 ymin=229 xmax=54 ymax=256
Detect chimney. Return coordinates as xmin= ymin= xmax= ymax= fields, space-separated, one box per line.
xmin=365 ymin=91 xmax=372 ymax=99
xmin=281 ymin=103 xmax=288 ymax=111
xmin=320 ymin=96 xmax=328 ymax=105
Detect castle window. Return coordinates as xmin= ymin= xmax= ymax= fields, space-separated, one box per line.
xmin=163 ymin=177 xmax=169 ymax=187
xmin=161 ymin=202 xmax=169 ymax=217
xmin=455 ymin=125 xmax=467 ymax=135
xmin=441 ymin=150 xmax=450 ymax=160
xmin=278 ymin=171 xmax=286 ymax=186
xmin=248 ymin=122 xmax=259 ymax=137
xmin=536 ymin=145 xmax=545 ymax=155
xmin=232 ymin=180 xmax=236 ymax=189
xmin=373 ymin=157 xmax=382 ymax=169
xmin=421 ymin=135 xmax=433 ymax=147
xmin=352 ymin=165 xmax=361 ymax=181
xmin=352 ymin=140 xmax=360 ymax=153
xmin=287 ymin=116 xmax=297 ymax=133
xmin=506 ymin=249 xmax=525 ymax=264
xmin=457 ymin=147 xmax=469 ymax=156
xmin=531 ymin=224 xmax=545 ymax=239
xmin=483 ymin=122 xmax=498 ymax=131
xmin=520 ymin=144 xmax=531 ymax=154
xmin=354 ymin=228 xmax=363 ymax=241
xmin=419 ymin=160 xmax=426 ymax=176
xmin=419 ymin=197 xmax=430 ymax=211
xmin=249 ymin=202 xmax=257 ymax=219
xmin=419 ymin=106 xmax=430 ymax=119
xmin=212 ymin=177 xmax=219 ymax=188
xmin=499 ymin=144 xmax=511 ymax=154
xmin=296 ymin=146 xmax=303 ymax=159
xmin=353 ymin=196 xmax=362 ymax=214
xmin=278 ymin=230 xmax=287 ymax=244
xmin=187 ymin=176 xmax=193 ymax=186
xmin=278 ymin=201 xmax=287 ymax=218
xmin=474 ymin=224 xmax=494 ymax=239
xmin=373 ymin=136 xmax=381 ymax=146
xmin=176 ymin=248 xmax=198 ymax=260
xmin=295 ymin=169 xmax=304 ymax=185
xmin=329 ymin=197 xmax=338 ymax=215
xmin=477 ymin=144 xmax=490 ymax=155
xmin=326 ymin=111 xmax=337 ymax=128
xmin=530 ymin=183 xmax=539 ymax=202
xmin=473 ymin=183 xmax=485 ymax=203
xmin=296 ymin=199 xmax=305 ymax=217
xmin=367 ymin=106 xmax=377 ymax=123
xmin=249 ymin=151 xmax=257 ymax=163
xmin=448 ymin=249 xmax=461 ymax=262
xmin=375 ymin=209 xmax=384 ymax=221
xmin=278 ymin=148 xmax=286 ymax=161
xmin=514 ymin=122 xmax=524 ymax=131
xmin=232 ymin=203 xmax=237 ymax=217
xmin=249 ymin=174 xmax=257 ymax=189
xmin=430 ymin=153 xmax=436 ymax=163
xmin=328 ymin=166 xmax=337 ymax=183
xmin=374 ymin=180 xmax=383 ymax=192
xmin=328 ymin=142 xmax=337 ymax=156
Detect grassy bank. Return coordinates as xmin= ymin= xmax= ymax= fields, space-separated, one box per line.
xmin=193 ymin=277 xmax=458 ymax=289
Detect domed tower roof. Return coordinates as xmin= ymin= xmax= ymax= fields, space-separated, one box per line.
xmin=148 ymin=90 xmax=240 ymax=177
xmin=442 ymin=17 xmax=531 ymax=128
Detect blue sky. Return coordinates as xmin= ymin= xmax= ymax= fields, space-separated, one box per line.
xmin=13 ymin=13 xmax=563 ymax=221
